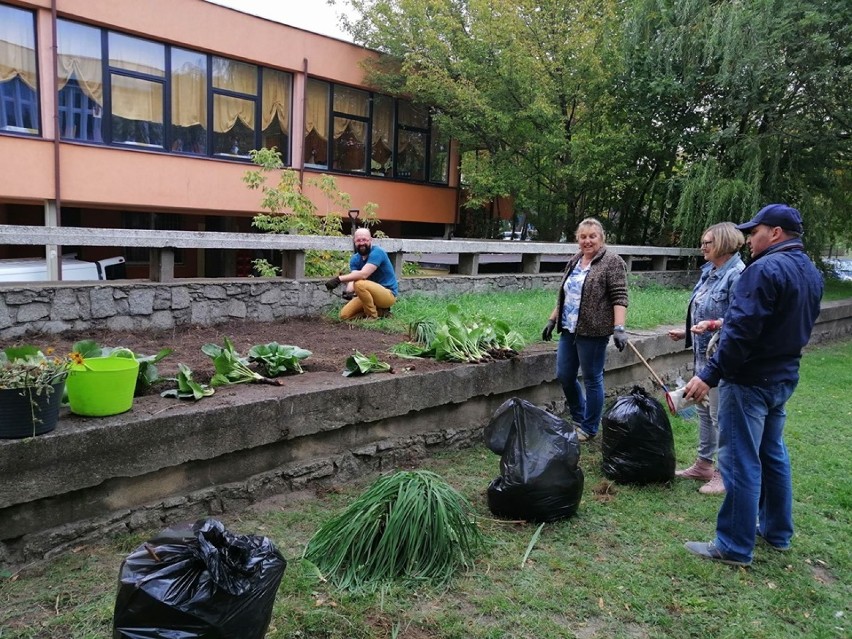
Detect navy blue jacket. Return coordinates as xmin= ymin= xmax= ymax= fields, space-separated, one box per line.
xmin=698 ymin=239 xmax=823 ymax=388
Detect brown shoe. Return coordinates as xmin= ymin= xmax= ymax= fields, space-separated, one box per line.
xmin=675 ymin=458 xmax=714 ymax=481
xmin=699 ymin=470 xmax=726 ymax=495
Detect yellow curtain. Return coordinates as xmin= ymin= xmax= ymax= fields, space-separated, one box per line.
xmin=372 ymin=97 xmax=393 ymax=144
xmin=305 ymin=79 xmax=328 ymax=137
xmin=262 ymin=69 xmax=290 ymax=131
xmin=332 ymin=87 xmax=368 ymax=140
xmin=213 ymin=94 xmax=253 ymax=133
xmin=0 ymin=26 xmax=37 ymax=89
xmin=172 ymin=61 xmax=206 ymax=128
xmin=111 ymin=75 xmax=163 ymax=123
xmin=212 ymin=58 xmax=256 ymax=133
xmin=56 ymin=21 xmax=103 ymax=105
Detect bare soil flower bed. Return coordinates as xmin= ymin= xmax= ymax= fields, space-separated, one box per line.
xmin=27 ymin=317 xmax=457 ymax=390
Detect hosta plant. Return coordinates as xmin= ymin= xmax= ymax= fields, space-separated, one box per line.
xmin=248 ymin=342 xmax=312 ymax=376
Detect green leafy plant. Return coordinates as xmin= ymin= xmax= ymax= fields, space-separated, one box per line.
xmin=303 ymin=470 xmax=483 ymax=591
xmin=248 ymin=342 xmax=312 ymax=376
xmin=243 ymin=148 xmax=383 ymax=277
xmin=343 ymin=351 xmax=392 ymax=376
xmin=0 ymin=345 xmax=71 ymax=392
xmin=391 ymin=305 xmax=525 ymax=363
xmin=250 ymin=258 xmax=281 ymax=277
xmin=202 ymin=337 xmax=281 ymax=386
xmin=160 ymin=364 xmax=214 ymax=400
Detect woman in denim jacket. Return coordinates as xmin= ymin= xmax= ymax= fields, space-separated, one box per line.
xmin=668 ymin=222 xmax=744 ymax=494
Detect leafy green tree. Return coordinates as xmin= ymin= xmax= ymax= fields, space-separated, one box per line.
xmin=620 ymin=0 xmax=852 ymax=251
xmin=347 ymin=0 xmax=628 ymax=241
xmin=243 ymin=147 xmax=381 ymax=276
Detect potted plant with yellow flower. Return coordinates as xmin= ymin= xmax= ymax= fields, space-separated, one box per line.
xmin=0 ymin=345 xmax=71 ymax=439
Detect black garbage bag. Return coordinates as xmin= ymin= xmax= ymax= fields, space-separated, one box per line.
xmin=112 ymin=518 xmax=286 ymax=639
xmin=484 ymin=397 xmax=584 ymax=522
xmin=601 ymin=386 xmax=676 ymax=485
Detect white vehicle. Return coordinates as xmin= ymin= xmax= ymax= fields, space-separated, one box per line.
xmin=0 ymin=255 xmax=125 ymax=283
xmin=825 ymin=258 xmax=852 ymax=282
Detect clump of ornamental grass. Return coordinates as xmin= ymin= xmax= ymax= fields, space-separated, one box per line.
xmin=303 ymin=470 xmax=484 ymax=591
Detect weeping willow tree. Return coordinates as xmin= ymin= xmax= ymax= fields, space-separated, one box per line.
xmin=622 ymin=0 xmax=852 ymax=252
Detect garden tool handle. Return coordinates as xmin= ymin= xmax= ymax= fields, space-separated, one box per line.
xmin=626 ymin=340 xmax=668 ymax=390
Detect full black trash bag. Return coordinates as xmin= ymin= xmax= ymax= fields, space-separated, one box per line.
xmin=485 ymin=397 xmax=584 ymax=522
xmin=112 ymin=518 xmax=286 ymax=639
xmin=601 ymin=386 xmax=676 ymax=484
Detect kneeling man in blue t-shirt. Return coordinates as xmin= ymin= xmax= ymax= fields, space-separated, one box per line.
xmin=325 ymin=228 xmax=398 ymax=320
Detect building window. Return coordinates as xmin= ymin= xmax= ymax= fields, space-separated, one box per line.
xmin=56 ymin=19 xmax=292 ymax=162
xmin=170 ymin=47 xmax=207 ymax=154
xmin=430 ymin=122 xmax=449 ymax=184
xmin=371 ymin=94 xmax=394 ymax=177
xmin=0 ymin=4 xmax=39 ymax=135
xmin=108 ymin=32 xmax=165 ymax=148
xmin=396 ymin=100 xmax=428 ymax=181
xmin=262 ymin=68 xmax=291 ymax=164
xmin=57 ymin=20 xmax=103 ymax=142
xmin=212 ymin=57 xmax=257 ymax=157
xmin=305 ymin=78 xmax=329 ymax=168
xmin=332 ymin=85 xmax=369 ymax=173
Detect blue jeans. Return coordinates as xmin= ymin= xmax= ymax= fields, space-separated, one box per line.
xmin=714 ymin=380 xmax=797 ymax=563
xmin=556 ymin=332 xmax=609 ymax=436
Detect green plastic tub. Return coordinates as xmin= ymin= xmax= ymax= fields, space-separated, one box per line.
xmin=66 ymin=357 xmax=140 ymax=417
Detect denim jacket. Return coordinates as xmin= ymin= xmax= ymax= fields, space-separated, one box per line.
xmin=685 ymin=253 xmax=744 ymax=370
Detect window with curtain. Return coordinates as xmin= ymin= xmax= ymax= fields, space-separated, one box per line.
xmin=332 ymin=85 xmax=369 ymax=173
xmin=430 ymin=121 xmax=449 ymax=184
xmin=171 ymin=47 xmax=207 ymax=154
xmin=305 ymin=78 xmax=329 ymax=168
xmin=212 ymin=56 xmax=257 ymax=157
xmin=108 ymin=32 xmax=165 ymax=147
xmin=371 ymin=94 xmax=393 ymax=177
xmin=57 ymin=20 xmax=103 ymax=142
xmin=397 ymin=100 xmax=429 ymax=180
xmin=262 ymin=68 xmax=290 ymax=163
xmin=0 ymin=4 xmax=39 ymax=134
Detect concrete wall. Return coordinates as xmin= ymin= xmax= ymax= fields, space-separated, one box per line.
xmin=1 ymin=299 xmax=850 ymax=566
xmin=0 ymin=271 xmax=695 ymax=339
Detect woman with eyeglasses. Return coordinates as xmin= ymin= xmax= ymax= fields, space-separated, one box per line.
xmin=668 ymin=222 xmax=745 ymax=494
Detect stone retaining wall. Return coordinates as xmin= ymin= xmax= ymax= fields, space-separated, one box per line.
xmin=0 ymin=271 xmax=695 ymax=339
xmin=1 ymin=299 xmax=850 ymax=566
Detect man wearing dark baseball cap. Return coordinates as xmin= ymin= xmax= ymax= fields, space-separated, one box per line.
xmin=735 ymin=203 xmax=804 ymax=235
xmin=681 ymin=203 xmax=823 ymax=566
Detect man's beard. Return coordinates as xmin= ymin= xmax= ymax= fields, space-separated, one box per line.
xmin=357 ymin=244 xmax=371 ymax=256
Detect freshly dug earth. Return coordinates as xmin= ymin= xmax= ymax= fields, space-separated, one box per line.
xmin=32 ymin=316 xmax=457 ymax=388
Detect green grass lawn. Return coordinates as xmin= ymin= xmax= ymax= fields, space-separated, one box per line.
xmin=2 ymin=286 xmax=851 ymax=639
xmin=342 ymin=278 xmax=852 ymax=345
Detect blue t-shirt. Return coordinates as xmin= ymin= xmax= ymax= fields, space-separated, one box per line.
xmin=349 ymin=245 xmax=398 ymax=296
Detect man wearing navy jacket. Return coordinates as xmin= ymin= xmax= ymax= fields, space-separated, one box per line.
xmin=682 ymin=204 xmax=823 ymax=567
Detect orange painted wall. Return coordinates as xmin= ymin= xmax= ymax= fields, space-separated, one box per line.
xmin=54 ymin=0 xmax=379 ymax=85
xmin=3 ymin=0 xmax=459 ymax=230
xmin=0 ymin=136 xmax=456 ymax=224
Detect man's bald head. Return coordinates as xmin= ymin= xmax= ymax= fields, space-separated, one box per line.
xmin=354 ymin=228 xmax=372 ymax=255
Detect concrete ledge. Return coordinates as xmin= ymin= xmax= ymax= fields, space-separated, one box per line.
xmin=1 ymin=299 xmax=850 ymax=566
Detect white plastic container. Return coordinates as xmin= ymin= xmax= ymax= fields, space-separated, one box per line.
xmin=0 ymin=256 xmax=125 ymax=282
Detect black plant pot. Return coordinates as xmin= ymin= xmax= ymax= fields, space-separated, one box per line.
xmin=0 ymin=382 xmax=64 ymax=439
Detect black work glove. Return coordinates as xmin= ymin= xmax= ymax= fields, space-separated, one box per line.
xmin=324 ymin=276 xmax=341 ymax=291
xmin=342 ymin=290 xmax=356 ymax=301
xmin=541 ymin=319 xmax=556 ymax=342
xmin=613 ymin=327 xmax=628 ymax=352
